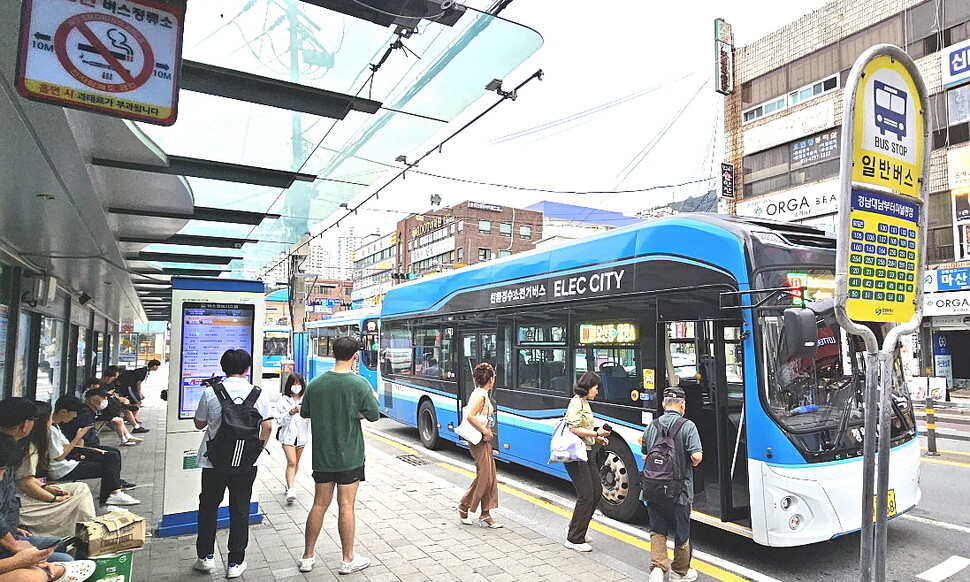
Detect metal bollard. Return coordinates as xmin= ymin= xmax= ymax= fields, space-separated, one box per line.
xmin=924 ymin=396 xmax=940 ymax=456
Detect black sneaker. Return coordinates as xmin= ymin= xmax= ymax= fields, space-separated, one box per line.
xmin=119 ymin=480 xmax=137 ymax=490
xmin=132 ymin=426 xmax=150 ymax=434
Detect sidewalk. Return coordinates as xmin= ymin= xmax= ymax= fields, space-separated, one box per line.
xmin=124 ymin=374 xmax=640 ymax=582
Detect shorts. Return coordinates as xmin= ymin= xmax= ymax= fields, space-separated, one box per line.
xmin=312 ymin=465 xmax=365 ymax=485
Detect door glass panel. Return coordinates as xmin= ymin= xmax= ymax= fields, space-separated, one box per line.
xmin=461 ymin=334 xmax=478 ymax=396
xmin=36 ymin=316 xmax=63 ymax=402
xmin=666 ymin=322 xmax=698 ymax=384
xmin=575 ymin=347 xmax=640 ymax=404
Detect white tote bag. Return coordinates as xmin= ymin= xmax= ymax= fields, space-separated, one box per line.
xmin=549 ymin=418 xmax=587 ymax=463
xmin=455 ymin=406 xmax=483 ymax=445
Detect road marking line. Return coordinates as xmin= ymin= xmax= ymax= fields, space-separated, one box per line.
xmin=915 ymin=556 xmax=970 ymax=582
xmin=921 ymin=458 xmax=970 ymax=468
xmin=365 ymin=427 xmax=783 ymax=582
xmin=901 ymin=514 xmax=970 ymax=535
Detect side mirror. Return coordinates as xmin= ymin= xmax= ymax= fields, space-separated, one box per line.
xmin=783 ymin=308 xmax=818 ymax=359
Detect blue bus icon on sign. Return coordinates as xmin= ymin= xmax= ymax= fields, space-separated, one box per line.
xmin=874 ymin=80 xmax=907 ymax=140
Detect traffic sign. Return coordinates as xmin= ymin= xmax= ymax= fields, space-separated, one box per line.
xmin=849 ymin=54 xmax=925 ymax=198
xmin=15 ymin=0 xmax=184 ymax=125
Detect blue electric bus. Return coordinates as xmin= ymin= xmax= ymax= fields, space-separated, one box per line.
xmin=261 ymin=325 xmax=291 ymax=376
xmin=378 ymin=213 xmax=920 ymax=546
xmin=305 ymin=307 xmax=380 ymax=391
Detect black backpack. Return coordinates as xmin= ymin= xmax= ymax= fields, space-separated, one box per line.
xmin=206 ymin=383 xmax=264 ymax=474
xmin=640 ymin=416 xmax=688 ymax=503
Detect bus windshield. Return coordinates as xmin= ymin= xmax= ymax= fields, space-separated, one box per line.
xmin=263 ymin=333 xmax=289 ymax=357
xmin=757 ymin=269 xmax=915 ymax=460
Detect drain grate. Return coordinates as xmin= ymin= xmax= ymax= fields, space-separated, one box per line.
xmin=397 ymin=454 xmax=429 ymax=466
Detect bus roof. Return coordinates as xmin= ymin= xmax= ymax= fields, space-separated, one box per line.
xmin=381 ymin=213 xmax=835 ymax=318
xmin=305 ymin=306 xmax=380 ymax=328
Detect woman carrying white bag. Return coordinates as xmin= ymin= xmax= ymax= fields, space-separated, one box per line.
xmin=561 ymin=371 xmax=611 ymax=552
xmin=455 ymin=363 xmax=503 ymax=529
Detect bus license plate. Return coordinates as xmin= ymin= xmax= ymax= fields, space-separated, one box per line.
xmin=872 ymin=489 xmax=897 ymax=520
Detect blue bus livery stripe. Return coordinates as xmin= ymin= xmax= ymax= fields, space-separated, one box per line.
xmin=765 ymin=437 xmax=918 ymax=469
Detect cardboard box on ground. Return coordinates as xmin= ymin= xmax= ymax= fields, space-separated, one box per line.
xmin=77 ymin=511 xmax=146 ymax=556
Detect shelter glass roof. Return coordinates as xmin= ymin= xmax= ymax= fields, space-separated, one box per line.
xmin=135 ymin=1 xmax=542 ymax=279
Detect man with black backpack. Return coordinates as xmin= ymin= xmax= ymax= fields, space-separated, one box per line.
xmin=192 ymin=349 xmax=272 ymax=579
xmin=640 ymin=386 xmax=703 ymax=582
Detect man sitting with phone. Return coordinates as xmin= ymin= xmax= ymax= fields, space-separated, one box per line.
xmin=53 ymin=396 xmax=139 ymax=507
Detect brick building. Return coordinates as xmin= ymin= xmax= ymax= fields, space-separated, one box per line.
xmin=724 ymin=0 xmax=970 ymax=383
xmin=396 ymin=201 xmax=543 ymax=277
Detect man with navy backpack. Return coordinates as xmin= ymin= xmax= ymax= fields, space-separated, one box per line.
xmin=641 ymin=387 xmax=703 ymax=582
xmin=192 ymin=349 xmax=272 ymax=579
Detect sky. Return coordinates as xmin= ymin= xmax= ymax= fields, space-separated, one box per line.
xmin=310 ymin=0 xmax=834 ymax=244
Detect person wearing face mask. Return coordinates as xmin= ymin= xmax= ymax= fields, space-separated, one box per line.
xmin=274 ymin=373 xmax=310 ymax=505
xmin=56 ymin=393 xmax=139 ymax=505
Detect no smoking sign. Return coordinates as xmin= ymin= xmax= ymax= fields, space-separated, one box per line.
xmin=16 ymin=0 xmax=184 ymax=125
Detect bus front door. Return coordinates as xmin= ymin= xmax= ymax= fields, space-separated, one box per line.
xmin=459 ymin=331 xmax=498 ymax=449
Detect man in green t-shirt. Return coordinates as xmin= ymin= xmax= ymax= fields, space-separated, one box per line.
xmin=298 ymin=336 xmax=380 ymax=576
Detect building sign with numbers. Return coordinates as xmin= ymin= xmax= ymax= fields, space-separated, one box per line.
xmin=845 ymin=190 xmax=919 ymax=322
xmin=849 ymin=54 xmax=924 ymax=198
xmin=15 ymin=0 xmax=184 ymax=125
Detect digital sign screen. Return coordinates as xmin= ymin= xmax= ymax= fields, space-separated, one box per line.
xmin=178 ymin=302 xmax=255 ymax=420
xmin=578 ymin=323 xmax=637 ymax=344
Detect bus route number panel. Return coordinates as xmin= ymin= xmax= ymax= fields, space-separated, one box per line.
xmin=178 ymin=303 xmax=255 ymax=420
xmin=846 ymin=190 xmax=920 ymax=323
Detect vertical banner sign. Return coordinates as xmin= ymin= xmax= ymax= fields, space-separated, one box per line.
xmin=714 ymin=19 xmax=733 ymax=95
xmin=721 ymin=162 xmax=735 ymax=198
xmin=15 ymin=0 xmax=184 ymax=125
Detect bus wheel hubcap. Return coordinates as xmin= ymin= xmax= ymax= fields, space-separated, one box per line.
xmin=600 ymin=451 xmax=629 ymax=505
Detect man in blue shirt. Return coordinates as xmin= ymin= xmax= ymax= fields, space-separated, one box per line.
xmin=641 ymin=387 xmax=703 ymax=582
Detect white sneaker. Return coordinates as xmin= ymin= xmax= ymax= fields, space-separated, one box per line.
xmin=193 ymin=555 xmax=216 ymax=573
xmin=669 ymin=568 xmax=698 ymax=582
xmin=104 ymin=491 xmax=140 ymax=506
xmin=338 ymin=555 xmax=370 ymax=575
xmin=226 ymin=562 xmax=247 ymax=578
xmin=121 ymin=439 xmax=139 ymax=446
xmin=285 ymin=488 xmax=296 ymax=505
xmin=297 ymin=558 xmax=314 ymax=572
xmin=585 ymin=534 xmax=592 ymax=543
xmin=649 ymin=567 xmax=666 ymax=582
xmin=563 ymin=540 xmax=592 ymax=552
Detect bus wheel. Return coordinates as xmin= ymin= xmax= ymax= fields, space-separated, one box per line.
xmin=417 ymin=400 xmax=444 ymax=450
xmin=598 ymin=439 xmax=647 ymax=522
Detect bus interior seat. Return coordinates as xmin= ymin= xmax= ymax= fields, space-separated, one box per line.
xmin=599 ymin=363 xmax=632 ymax=401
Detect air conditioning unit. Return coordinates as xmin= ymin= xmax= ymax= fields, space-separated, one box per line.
xmin=22 ymin=274 xmax=57 ymax=308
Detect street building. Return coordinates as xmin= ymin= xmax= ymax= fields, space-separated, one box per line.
xmin=526 ymin=201 xmax=642 ymax=249
xmin=724 ymin=0 xmax=970 ymax=389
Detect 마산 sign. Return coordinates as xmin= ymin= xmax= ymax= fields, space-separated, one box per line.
xmin=849 ymin=54 xmax=924 ymax=198
xmin=15 ymin=0 xmax=184 ymax=125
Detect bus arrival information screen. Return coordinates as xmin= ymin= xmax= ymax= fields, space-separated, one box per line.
xmin=178 ymin=303 xmax=255 ymax=420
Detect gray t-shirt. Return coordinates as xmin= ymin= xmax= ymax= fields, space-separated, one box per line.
xmin=641 ymin=410 xmax=703 ymax=505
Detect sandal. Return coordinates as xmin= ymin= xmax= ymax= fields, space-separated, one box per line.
xmin=478 ymin=514 xmax=504 ymax=529
xmin=49 ymin=560 xmax=97 ymax=582
xmin=457 ymin=505 xmax=474 ymax=525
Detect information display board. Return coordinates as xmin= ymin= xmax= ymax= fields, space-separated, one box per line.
xmin=846 ymin=190 xmax=919 ymax=322
xmin=178 ymin=302 xmax=254 ymax=420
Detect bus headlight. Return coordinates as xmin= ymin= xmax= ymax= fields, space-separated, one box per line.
xmin=780 ymin=495 xmax=795 ymax=511
xmin=789 ymin=514 xmax=803 ymax=530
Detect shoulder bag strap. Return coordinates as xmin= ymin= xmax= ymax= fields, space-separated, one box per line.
xmin=243 ymin=386 xmax=262 ymax=407
xmin=213 ymin=382 xmax=231 ymax=403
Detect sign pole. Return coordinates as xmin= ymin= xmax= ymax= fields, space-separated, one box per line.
xmin=835 ymin=44 xmax=929 ymax=582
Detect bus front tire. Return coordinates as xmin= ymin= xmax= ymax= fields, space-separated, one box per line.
xmin=598 ymin=439 xmax=647 ymax=523
xmin=417 ymin=400 xmax=444 ymax=450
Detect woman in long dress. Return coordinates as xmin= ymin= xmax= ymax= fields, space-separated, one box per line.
xmin=457 ymin=363 xmax=502 ymax=528
xmin=15 ymin=402 xmax=95 ymax=538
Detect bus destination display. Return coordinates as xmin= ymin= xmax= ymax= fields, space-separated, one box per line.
xmin=178 ymin=303 xmax=254 ymax=420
